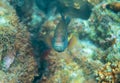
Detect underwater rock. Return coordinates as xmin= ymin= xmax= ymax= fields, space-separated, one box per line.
xmin=9 ymin=0 xmax=34 ymax=21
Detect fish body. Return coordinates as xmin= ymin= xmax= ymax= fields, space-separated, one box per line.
xmin=1 ymin=50 xmax=15 ymax=71
xmin=57 ymin=1 xmax=93 ymax=20
xmin=52 ymin=16 xmax=69 ymax=52
xmin=35 ymin=0 xmax=57 ymax=15
xmin=106 ymin=2 xmax=120 ymax=13
xmin=2 ymin=55 xmax=14 ymax=71
xmin=36 ymin=0 xmax=92 ymax=20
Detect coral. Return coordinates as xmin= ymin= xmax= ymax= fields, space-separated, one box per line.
xmin=0 ymin=0 xmax=18 ymax=61
xmin=1 ymin=0 xmax=120 ymax=83
xmin=105 ymin=44 xmax=120 ymax=63
xmin=95 ymin=62 xmax=120 ymax=83
xmin=13 ymin=23 xmax=38 ymax=83
xmin=89 ymin=1 xmax=120 ymax=49
xmin=17 ymin=55 xmax=38 ymax=82
xmin=68 ymin=18 xmax=90 ymax=39
xmin=38 ymin=35 xmax=104 ymax=83
xmin=40 ymin=50 xmax=86 ymax=83
xmin=9 ymin=0 xmax=34 ymax=19
xmin=88 ymin=1 xmax=120 ymax=63
xmin=31 ymin=1 xmax=120 ymax=82
xmin=0 ymin=0 xmax=37 ymax=82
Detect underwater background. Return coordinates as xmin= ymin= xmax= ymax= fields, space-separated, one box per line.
xmin=0 ymin=0 xmax=120 ymax=83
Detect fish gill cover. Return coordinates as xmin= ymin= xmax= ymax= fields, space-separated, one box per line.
xmin=0 ymin=0 xmax=120 ymax=83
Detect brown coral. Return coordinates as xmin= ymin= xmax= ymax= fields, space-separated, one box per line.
xmin=0 ymin=0 xmax=38 ymax=82
xmin=96 ymin=62 xmax=120 ymax=83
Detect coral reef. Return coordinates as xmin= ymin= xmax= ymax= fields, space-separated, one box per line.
xmin=0 ymin=0 xmax=37 ymax=82
xmin=37 ymin=0 xmax=120 ymax=82
xmin=38 ymin=34 xmax=104 ymax=83
xmin=89 ymin=1 xmax=120 ymax=49
xmin=31 ymin=1 xmax=120 ymax=82
xmin=0 ymin=0 xmax=18 ymax=60
xmin=96 ymin=62 xmax=120 ymax=83
xmin=0 ymin=0 xmax=120 ymax=83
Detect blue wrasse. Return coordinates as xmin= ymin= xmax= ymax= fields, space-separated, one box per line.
xmin=52 ymin=16 xmax=70 ymax=52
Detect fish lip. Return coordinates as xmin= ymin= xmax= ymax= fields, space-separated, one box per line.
xmin=55 ymin=42 xmax=63 ymax=47
xmin=53 ymin=43 xmax=64 ymax=51
xmin=54 ymin=46 xmax=64 ymax=52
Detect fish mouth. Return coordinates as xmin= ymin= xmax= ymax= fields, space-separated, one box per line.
xmin=54 ymin=43 xmax=65 ymax=52
xmin=54 ymin=46 xmax=64 ymax=52
xmin=55 ymin=42 xmax=63 ymax=47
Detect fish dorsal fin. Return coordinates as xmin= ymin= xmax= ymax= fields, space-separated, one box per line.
xmin=60 ymin=13 xmax=71 ymax=25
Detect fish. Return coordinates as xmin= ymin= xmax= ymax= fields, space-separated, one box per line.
xmin=35 ymin=0 xmax=57 ymax=15
xmin=56 ymin=1 xmax=93 ymax=20
xmin=35 ymin=0 xmax=93 ymax=20
xmin=105 ymin=2 xmax=120 ymax=13
xmin=1 ymin=50 xmax=15 ymax=71
xmin=2 ymin=55 xmax=14 ymax=71
xmin=52 ymin=15 xmax=70 ymax=52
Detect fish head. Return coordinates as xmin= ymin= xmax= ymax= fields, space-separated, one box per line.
xmin=52 ymin=34 xmax=68 ymax=52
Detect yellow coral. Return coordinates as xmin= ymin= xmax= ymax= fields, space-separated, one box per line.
xmin=96 ymin=61 xmax=120 ymax=83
